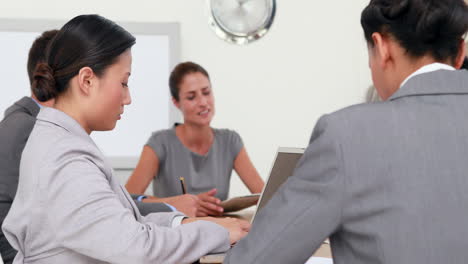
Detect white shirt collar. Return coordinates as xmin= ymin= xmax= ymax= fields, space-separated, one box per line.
xmin=400 ymin=63 xmax=455 ymax=88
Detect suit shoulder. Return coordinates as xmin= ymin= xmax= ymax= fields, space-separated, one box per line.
xmin=326 ymin=101 xmax=391 ymax=125
xmin=148 ymin=128 xmax=173 ymax=140
xmin=213 ymin=128 xmax=241 ymax=140
xmin=54 ymin=135 xmax=102 ymax=158
xmin=0 ymin=111 xmax=36 ymax=139
xmin=332 ymin=101 xmax=390 ymax=118
xmin=1 ymin=109 xmax=35 ymax=126
xmin=312 ymin=102 xmax=395 ymax=142
xmin=29 ymin=122 xmax=102 ymax=164
xmin=37 ymin=135 xmax=107 ymax=179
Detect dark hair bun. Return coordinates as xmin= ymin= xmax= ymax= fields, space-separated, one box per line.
xmin=361 ymin=0 xmax=468 ymax=61
xmin=32 ymin=63 xmax=57 ymax=101
xmin=380 ymin=0 xmax=409 ymax=20
xmin=32 ymin=15 xmax=135 ymax=101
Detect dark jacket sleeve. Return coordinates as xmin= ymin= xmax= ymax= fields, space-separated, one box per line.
xmin=0 ymin=111 xmax=36 ymax=200
xmin=129 ymin=194 xmax=173 ymax=215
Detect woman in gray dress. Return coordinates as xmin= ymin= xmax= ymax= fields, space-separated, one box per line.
xmin=126 ymin=62 xmax=264 ymax=217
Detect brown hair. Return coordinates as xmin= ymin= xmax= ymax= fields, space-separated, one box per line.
xmin=27 ymin=30 xmax=59 ymax=85
xmin=169 ymin=62 xmax=210 ymax=101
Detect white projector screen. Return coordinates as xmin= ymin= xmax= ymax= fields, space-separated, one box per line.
xmin=0 ymin=19 xmax=181 ymax=168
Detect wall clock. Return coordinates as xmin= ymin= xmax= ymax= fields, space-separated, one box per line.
xmin=208 ymin=0 xmax=276 ymax=45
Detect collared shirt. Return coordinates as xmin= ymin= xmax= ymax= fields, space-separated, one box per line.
xmin=400 ymin=63 xmax=456 ymax=88
xmin=30 ymin=97 xmax=42 ymax=108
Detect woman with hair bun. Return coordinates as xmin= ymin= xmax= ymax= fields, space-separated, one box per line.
xmin=224 ymin=0 xmax=468 ymax=263
xmin=3 ymin=14 xmax=249 ymax=264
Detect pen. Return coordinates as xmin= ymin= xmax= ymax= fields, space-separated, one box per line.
xmin=179 ymin=177 xmax=187 ymax=194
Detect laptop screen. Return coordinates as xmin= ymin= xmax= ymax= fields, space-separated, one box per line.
xmin=255 ymin=147 xmax=305 ymax=214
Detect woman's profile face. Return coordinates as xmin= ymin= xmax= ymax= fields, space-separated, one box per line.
xmin=174 ymin=72 xmax=215 ymax=126
xmin=90 ymin=49 xmax=132 ymax=131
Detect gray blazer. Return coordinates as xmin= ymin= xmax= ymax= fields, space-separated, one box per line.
xmin=0 ymin=97 xmax=173 ymax=263
xmin=0 ymin=97 xmax=39 ymax=263
xmin=225 ymin=69 xmax=468 ymax=264
xmin=2 ymin=107 xmax=230 ymax=264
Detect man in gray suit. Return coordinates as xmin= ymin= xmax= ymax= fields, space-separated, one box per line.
xmin=0 ymin=30 xmax=58 ymax=263
xmin=0 ymin=30 xmax=171 ymax=263
xmin=225 ymin=0 xmax=468 ymax=263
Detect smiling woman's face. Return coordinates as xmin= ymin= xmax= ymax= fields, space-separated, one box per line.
xmin=174 ymin=72 xmax=215 ymax=126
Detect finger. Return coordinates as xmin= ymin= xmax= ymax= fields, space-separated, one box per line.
xmin=199 ymin=195 xmax=221 ymax=205
xmin=239 ymin=220 xmax=251 ymax=231
xmin=199 ymin=205 xmax=223 ymax=216
xmin=198 ymin=206 xmax=213 ymax=214
xmin=196 ymin=209 xmax=209 ymax=217
xmin=185 ymin=194 xmax=200 ymax=202
xmin=204 ymin=209 xmax=223 ymax=217
xmin=204 ymin=188 xmax=217 ymax=196
xmin=198 ymin=189 xmax=215 ymax=198
xmin=200 ymin=201 xmax=224 ymax=214
xmin=226 ymin=218 xmax=250 ymax=230
xmin=200 ymin=200 xmax=222 ymax=211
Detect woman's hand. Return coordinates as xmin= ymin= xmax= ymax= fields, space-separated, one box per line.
xmin=182 ymin=216 xmax=250 ymax=244
xmin=144 ymin=189 xmax=224 ymax=217
xmin=196 ymin=188 xmax=224 ymax=217
xmin=154 ymin=194 xmax=201 ymax=217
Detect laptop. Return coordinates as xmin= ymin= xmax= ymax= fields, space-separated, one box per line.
xmin=200 ymin=147 xmax=305 ymax=263
xmin=251 ymin=147 xmax=304 ymax=223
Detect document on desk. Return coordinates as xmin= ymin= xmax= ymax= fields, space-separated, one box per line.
xmin=200 ymin=253 xmax=225 ymax=263
xmin=220 ymin=193 xmax=260 ymax=212
xmin=305 ymin=257 xmax=333 ymax=264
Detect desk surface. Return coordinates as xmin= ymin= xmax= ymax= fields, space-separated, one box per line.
xmin=200 ymin=209 xmax=332 ymax=263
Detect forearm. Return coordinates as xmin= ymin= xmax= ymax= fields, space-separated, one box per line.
xmin=124 ymin=179 xmax=147 ymax=194
xmin=55 ymin=171 xmax=228 ymax=263
xmin=242 ymin=173 xmax=265 ymax=193
xmin=234 ymin=147 xmax=265 ymax=193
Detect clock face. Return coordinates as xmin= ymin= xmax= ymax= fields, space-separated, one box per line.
xmin=211 ymin=0 xmax=272 ymax=36
xmin=209 ymin=0 xmax=276 ymax=44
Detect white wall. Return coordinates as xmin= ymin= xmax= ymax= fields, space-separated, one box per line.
xmin=0 ymin=0 xmax=373 ymax=197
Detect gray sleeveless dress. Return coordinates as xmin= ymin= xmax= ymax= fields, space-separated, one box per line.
xmin=146 ymin=124 xmax=243 ymax=200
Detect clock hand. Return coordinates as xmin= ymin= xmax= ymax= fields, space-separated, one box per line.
xmin=238 ymin=0 xmax=251 ymax=7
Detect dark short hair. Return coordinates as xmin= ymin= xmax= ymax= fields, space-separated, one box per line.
xmin=27 ymin=30 xmax=59 ymax=85
xmin=32 ymin=15 xmax=136 ymax=102
xmin=169 ymin=62 xmax=210 ymax=101
xmin=361 ymin=0 xmax=468 ymax=62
